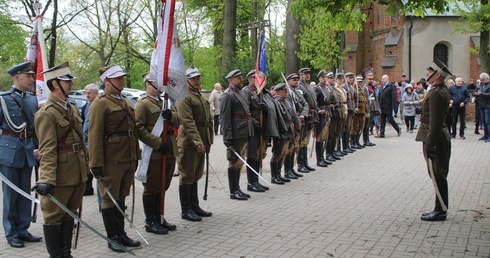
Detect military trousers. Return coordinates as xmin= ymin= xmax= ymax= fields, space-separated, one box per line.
xmin=423 ymin=139 xmax=451 ymax=211
xmin=226 ymin=138 xmax=248 ymax=171
xmin=351 ymin=113 xmax=366 ymax=134
xmin=99 ymin=161 xmax=136 ymax=209
xmin=0 ymin=164 xmax=33 ymax=240
xmin=143 ymin=157 xmax=175 ymax=195
xmin=178 ymin=147 xmax=205 ymax=185
xmin=41 ymin=183 xmax=84 ymax=225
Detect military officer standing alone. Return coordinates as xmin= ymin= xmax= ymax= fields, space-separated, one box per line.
xmin=0 ymin=62 xmax=41 ymax=248
xmin=135 ymin=73 xmax=178 ymax=233
xmin=220 ymin=69 xmax=254 ymax=200
xmin=416 ymin=59 xmax=452 ymax=221
xmin=89 ymin=64 xmax=141 ymax=252
xmin=176 ymin=67 xmax=213 ymax=221
xmin=32 ymin=62 xmax=87 ymax=257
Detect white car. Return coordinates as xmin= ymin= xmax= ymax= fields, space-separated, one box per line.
xmin=121 ymin=88 xmax=145 ymax=101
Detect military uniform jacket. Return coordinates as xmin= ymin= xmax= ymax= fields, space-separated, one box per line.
xmin=415 ymin=83 xmax=451 ymax=149
xmin=298 ymin=80 xmax=318 ymax=123
xmin=353 ymin=85 xmax=368 ymax=114
xmin=332 ymin=85 xmax=347 ymax=119
xmin=315 ymin=83 xmax=335 ymax=118
xmin=0 ymin=87 xmax=38 ymax=168
xmin=289 ymin=87 xmax=309 ymax=118
xmin=135 ymin=95 xmax=179 ymax=159
xmin=88 ymin=94 xmax=140 ymax=168
xmin=220 ymin=85 xmax=254 ymax=140
xmin=35 ymin=96 xmax=87 ymax=186
xmin=176 ymin=90 xmax=213 ymax=148
xmin=262 ymin=89 xmax=285 ymax=138
xmin=343 ymin=83 xmax=355 ymax=113
xmin=276 ymin=95 xmax=299 ymax=139
xmin=242 ymin=85 xmax=261 ymax=121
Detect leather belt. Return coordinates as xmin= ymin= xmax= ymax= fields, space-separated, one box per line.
xmin=232 ymin=114 xmax=251 ymax=119
xmin=109 ymin=130 xmax=134 ymax=137
xmin=2 ymin=130 xmax=34 ymax=139
xmin=342 ymin=102 xmax=347 ymax=104
xmin=196 ymin=121 xmax=212 ymax=127
xmin=58 ymin=143 xmax=83 ymax=153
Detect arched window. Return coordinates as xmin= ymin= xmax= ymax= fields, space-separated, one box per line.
xmin=434 ymin=43 xmax=448 ymax=66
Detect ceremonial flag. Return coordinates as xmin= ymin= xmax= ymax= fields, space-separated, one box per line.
xmin=150 ymin=0 xmax=187 ymax=101
xmin=25 ymin=13 xmax=49 ymax=105
xmin=255 ymin=30 xmax=268 ymax=94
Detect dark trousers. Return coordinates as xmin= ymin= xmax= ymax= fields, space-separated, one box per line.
xmin=404 ymin=116 xmax=415 ymax=131
xmin=451 ymin=106 xmax=466 ymax=137
xmin=213 ymin=115 xmax=220 ymax=134
xmin=379 ymin=112 xmax=400 ymax=136
xmin=423 ymin=139 xmax=451 ymax=211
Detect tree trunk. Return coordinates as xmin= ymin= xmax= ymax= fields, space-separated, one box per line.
xmin=480 ymin=0 xmax=490 ymax=72
xmin=49 ymin=0 xmax=58 ymax=67
xmin=285 ymin=0 xmax=300 ymax=74
xmin=221 ymin=0 xmax=237 ymax=77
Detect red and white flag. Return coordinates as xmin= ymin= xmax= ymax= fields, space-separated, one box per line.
xmin=25 ymin=14 xmax=49 ymax=105
xmin=150 ymin=0 xmax=187 ymax=101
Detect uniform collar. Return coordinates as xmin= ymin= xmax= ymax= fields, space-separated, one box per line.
xmin=51 ymin=95 xmax=69 ymax=110
xmin=12 ymin=87 xmax=26 ymax=98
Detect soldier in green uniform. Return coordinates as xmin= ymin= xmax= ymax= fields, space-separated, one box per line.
xmin=32 ymin=62 xmax=87 ymax=257
xmin=416 ymin=59 xmax=452 ymax=221
xmin=220 ymin=69 xmax=254 ymax=200
xmin=350 ymin=75 xmax=368 ymax=148
xmin=89 ymin=64 xmax=141 ymax=252
xmin=297 ymin=68 xmax=317 ymax=172
xmin=343 ymin=72 xmax=357 ymax=153
xmin=176 ymin=67 xmax=213 ymax=221
xmin=135 ymin=73 xmax=179 ymax=234
xmin=314 ymin=70 xmax=335 ymax=167
xmin=325 ymin=72 xmax=342 ymax=162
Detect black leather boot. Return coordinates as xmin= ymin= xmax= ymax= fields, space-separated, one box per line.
xmin=302 ymin=147 xmax=315 ymax=171
xmin=228 ymin=168 xmax=248 ymax=200
xmin=342 ymin=132 xmax=353 ymax=153
xmin=363 ymin=128 xmax=375 ymax=146
xmin=247 ymin=160 xmax=265 ymax=192
xmin=43 ymin=224 xmax=62 ymax=257
xmin=296 ymin=148 xmax=309 ymax=173
xmin=276 ymin=159 xmax=290 ymax=182
xmin=115 ymin=201 xmax=141 ymax=247
xmin=350 ymin=134 xmax=361 ymax=149
xmin=284 ymin=155 xmax=298 ymax=179
xmin=179 ymin=184 xmax=202 ymax=221
xmin=356 ymin=134 xmax=365 ymax=148
xmin=60 ymin=220 xmax=74 ymax=258
xmin=326 ymin=141 xmax=336 ymax=162
xmin=254 ymin=160 xmax=269 ymax=191
xmin=334 ymin=138 xmax=345 ymax=157
xmin=191 ymin=182 xmax=212 ymax=217
xmin=143 ymin=194 xmax=168 ymax=235
xmin=101 ymin=207 xmax=125 ymax=253
xmin=154 ymin=193 xmax=176 ymax=231
xmin=289 ymin=153 xmax=303 ymax=177
xmin=331 ymin=138 xmax=341 ymax=160
xmin=270 ymin=162 xmax=284 ymax=185
xmin=316 ymin=142 xmax=328 ymax=167
xmin=235 ymin=169 xmax=251 ymax=198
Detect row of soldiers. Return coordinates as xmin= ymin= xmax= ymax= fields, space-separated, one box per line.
xmin=220 ymin=67 xmax=378 ymax=201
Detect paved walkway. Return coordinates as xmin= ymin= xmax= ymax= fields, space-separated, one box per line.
xmin=1 ymin=126 xmax=489 ymax=257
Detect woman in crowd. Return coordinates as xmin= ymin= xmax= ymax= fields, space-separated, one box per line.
xmin=401 ymin=84 xmax=420 ymax=133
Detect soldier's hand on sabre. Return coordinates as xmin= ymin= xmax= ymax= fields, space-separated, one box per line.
xmin=197 ymin=144 xmax=205 ymax=153
xmin=223 ymin=140 xmax=232 ymax=148
xmin=159 ymin=142 xmax=169 ymax=154
xmin=31 ymin=183 xmax=54 ymax=196
xmin=425 ymin=147 xmax=436 ymax=160
xmin=161 ymin=109 xmax=172 ymax=120
xmin=90 ymin=167 xmax=104 ymax=179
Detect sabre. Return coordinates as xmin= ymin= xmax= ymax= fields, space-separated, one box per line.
xmin=227 ymin=146 xmax=272 ymax=186
xmin=97 ymin=178 xmax=149 ymax=245
xmin=427 ymin=158 xmax=448 ymax=211
xmin=130 ymin=179 xmax=135 ymax=227
xmin=45 ymin=194 xmax=135 ymax=255
xmin=206 ymin=161 xmax=228 ymax=196
xmin=203 ymin=151 xmax=209 ymax=201
xmin=0 ymin=172 xmax=40 ymax=204
xmin=32 ymin=165 xmax=39 ymax=222
xmin=73 ymin=202 xmax=82 ymax=249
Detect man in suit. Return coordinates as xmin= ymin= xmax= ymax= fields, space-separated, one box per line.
xmin=415 ymin=59 xmax=452 ymax=221
xmin=0 ymin=62 xmax=42 ymax=248
xmin=475 ymin=73 xmax=490 ymax=142
xmin=82 ymin=83 xmax=99 ymax=196
xmin=32 ymin=62 xmax=87 ymax=257
xmin=378 ymin=74 xmax=401 ymax=138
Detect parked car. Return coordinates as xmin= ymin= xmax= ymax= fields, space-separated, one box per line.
xmin=122 ymin=88 xmax=145 ymax=102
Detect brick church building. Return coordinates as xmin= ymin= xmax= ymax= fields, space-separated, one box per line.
xmin=343 ymin=3 xmax=482 ymax=84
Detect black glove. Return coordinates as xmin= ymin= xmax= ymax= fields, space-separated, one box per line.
xmin=31 ymin=183 xmax=54 ymax=196
xmin=159 ymin=142 xmax=169 ymax=154
xmin=223 ymin=140 xmax=232 ymax=148
xmin=90 ymin=167 xmax=104 ymax=179
xmin=259 ymin=102 xmax=268 ymax=112
xmin=161 ymin=109 xmax=172 ymax=120
xmin=255 ymin=125 xmax=264 ymax=135
xmin=425 ymin=148 xmax=436 ymax=160
xmin=334 ymin=103 xmax=340 ymax=109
